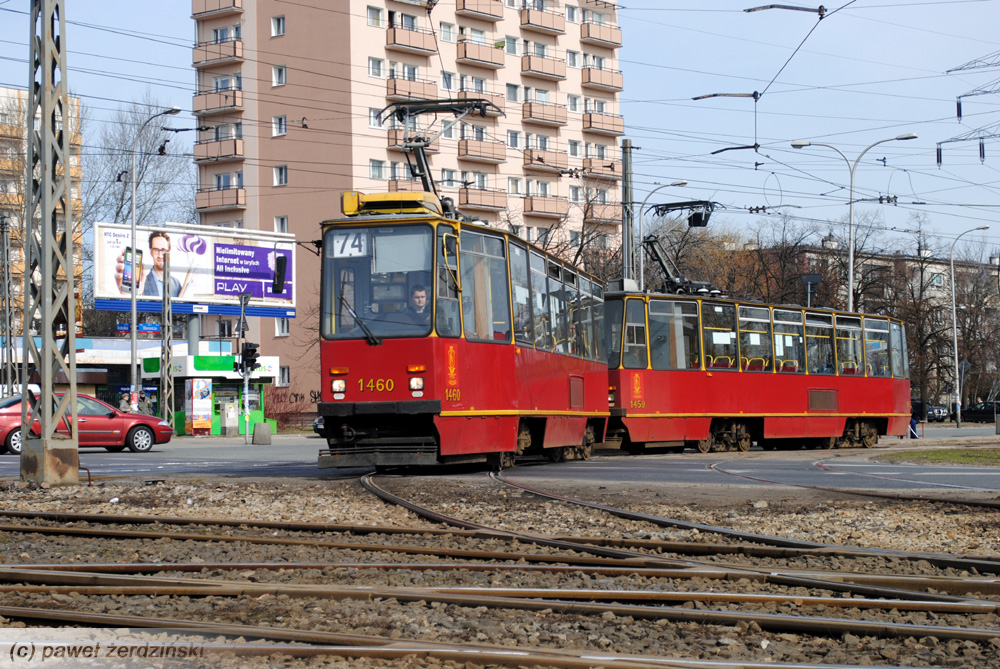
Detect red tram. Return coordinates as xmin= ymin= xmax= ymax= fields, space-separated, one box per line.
xmin=316 ymin=190 xmax=608 ymax=469
xmin=603 ymin=292 xmax=911 ymax=453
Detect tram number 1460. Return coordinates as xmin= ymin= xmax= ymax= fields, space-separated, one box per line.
xmin=359 ymin=379 xmax=394 ymax=392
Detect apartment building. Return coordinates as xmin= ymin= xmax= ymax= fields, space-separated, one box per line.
xmin=0 ymin=85 xmax=83 ymax=336
xmin=191 ymin=0 xmax=624 ymax=397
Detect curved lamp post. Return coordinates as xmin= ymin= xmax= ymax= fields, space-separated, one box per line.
xmin=130 ymin=106 xmax=181 ymax=409
xmin=636 ymin=180 xmax=687 ymax=291
xmin=951 ymin=225 xmax=989 ymax=428
xmin=791 ymin=133 xmax=917 ymax=312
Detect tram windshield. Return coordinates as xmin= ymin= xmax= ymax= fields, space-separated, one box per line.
xmin=322 ymin=224 xmax=434 ymax=340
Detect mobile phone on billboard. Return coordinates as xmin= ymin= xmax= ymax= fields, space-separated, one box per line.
xmin=121 ymin=247 xmax=143 ymax=292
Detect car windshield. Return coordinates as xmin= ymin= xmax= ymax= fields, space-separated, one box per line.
xmin=322 ymin=224 xmax=434 ymax=340
xmin=0 ymin=396 xmax=21 ymax=409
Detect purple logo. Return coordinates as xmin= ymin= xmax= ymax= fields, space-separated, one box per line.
xmin=179 ymin=235 xmax=207 ymax=255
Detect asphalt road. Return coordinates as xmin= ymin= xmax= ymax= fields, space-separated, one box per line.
xmin=1 ymin=424 xmax=998 ymax=498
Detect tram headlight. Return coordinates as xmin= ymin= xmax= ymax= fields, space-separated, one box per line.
xmin=409 ymin=376 xmax=424 ymax=391
xmin=331 ymin=379 xmax=347 ymax=393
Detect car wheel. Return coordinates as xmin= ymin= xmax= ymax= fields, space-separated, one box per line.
xmin=6 ymin=428 xmax=22 ymax=456
xmin=104 ymin=444 xmax=127 ymax=453
xmin=126 ymin=426 xmax=154 ymax=453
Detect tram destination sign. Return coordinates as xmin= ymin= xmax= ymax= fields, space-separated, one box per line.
xmin=92 ymin=222 xmax=296 ymax=310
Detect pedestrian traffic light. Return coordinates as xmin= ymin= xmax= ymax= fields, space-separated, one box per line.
xmin=241 ymin=342 xmax=260 ymax=374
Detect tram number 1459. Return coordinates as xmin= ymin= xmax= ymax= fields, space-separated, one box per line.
xmin=359 ymin=378 xmax=394 ymax=392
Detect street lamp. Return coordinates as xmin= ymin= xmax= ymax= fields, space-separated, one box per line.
xmin=950 ymin=225 xmax=989 ymax=429
xmin=130 ymin=106 xmax=181 ymax=409
xmin=791 ymin=133 xmax=917 ymax=312
xmin=637 ymin=180 xmax=688 ymax=291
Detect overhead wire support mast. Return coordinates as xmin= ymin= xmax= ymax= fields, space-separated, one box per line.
xmin=22 ymin=0 xmax=79 ymax=484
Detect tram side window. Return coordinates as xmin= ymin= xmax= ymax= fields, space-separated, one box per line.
xmin=738 ymin=306 xmax=772 ymax=372
xmin=592 ymin=284 xmax=605 ymax=363
xmin=648 ymin=299 xmax=700 ymax=370
xmin=805 ymin=312 xmax=835 ymax=375
xmin=605 ymin=298 xmax=623 ymax=367
xmin=701 ymin=302 xmax=737 ymax=369
xmin=578 ymin=277 xmax=595 ymax=360
xmin=509 ymin=242 xmax=533 ymax=344
xmin=890 ymin=321 xmax=909 ymax=379
xmin=549 ymin=264 xmax=569 ymax=355
xmin=563 ymin=271 xmax=583 ymax=357
xmin=864 ymin=318 xmax=891 ymax=378
xmin=773 ymin=309 xmax=805 ymax=374
xmin=622 ymin=299 xmax=648 ymax=369
xmin=835 ymin=316 xmax=863 ymax=376
xmin=530 ymin=252 xmax=552 ymax=350
xmin=459 ymin=231 xmax=511 ymax=343
xmin=436 ymin=226 xmax=461 ymax=337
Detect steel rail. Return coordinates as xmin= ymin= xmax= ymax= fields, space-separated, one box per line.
xmin=494 ymin=472 xmax=1000 ymax=575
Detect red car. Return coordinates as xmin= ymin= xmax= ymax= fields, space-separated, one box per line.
xmin=0 ymin=394 xmax=174 ymax=455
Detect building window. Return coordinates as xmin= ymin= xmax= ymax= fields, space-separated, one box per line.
xmin=276 ymin=317 xmax=290 ymax=337
xmin=274 ymin=215 xmax=288 ymax=233
xmin=566 ymin=5 xmax=579 ymax=23
xmin=440 ymin=169 xmax=458 ymax=188
xmin=508 ymin=177 xmax=523 ymax=196
xmin=440 ymin=22 xmax=456 ymax=42
xmin=536 ymin=181 xmax=551 ymax=197
xmin=506 ymin=84 xmax=520 ymax=102
xmin=369 ymin=57 xmax=385 ymax=78
xmin=274 ymin=165 xmax=288 ymax=186
xmin=369 ymin=108 xmax=384 ymax=129
xmin=536 ymin=135 xmax=550 ymax=151
xmin=567 ymin=95 xmax=581 ymax=113
xmin=507 ymin=130 xmax=521 ymax=149
xmin=568 ymin=140 xmax=581 ymax=158
xmin=272 ymin=115 xmax=287 ymax=136
xmin=930 ymin=273 xmax=945 ymax=287
xmin=570 ymin=230 xmax=581 ymax=245
xmin=272 ymin=65 xmax=286 ymax=86
xmin=271 ymin=15 xmax=286 ymax=36
xmin=441 ymin=71 xmax=455 ymax=91
xmin=367 ymin=6 xmax=384 ymax=27
xmin=370 ymin=159 xmax=386 ymax=180
xmin=566 ymin=50 xmax=580 ymax=68
xmin=569 ymin=185 xmax=582 ymax=203
xmin=278 ymin=366 xmax=291 ymax=387
xmin=505 ymin=35 xmax=519 ymax=55
xmin=442 ymin=121 xmax=456 ymax=140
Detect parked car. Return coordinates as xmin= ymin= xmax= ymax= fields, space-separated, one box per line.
xmin=961 ymin=401 xmax=999 ymax=423
xmin=927 ymin=405 xmax=948 ymax=422
xmin=312 ymin=416 xmax=325 ymax=436
xmin=0 ymin=393 xmax=174 ymax=456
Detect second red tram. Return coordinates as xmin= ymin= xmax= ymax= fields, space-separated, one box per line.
xmin=316 ymin=191 xmax=607 ymax=469
xmin=604 ymin=292 xmax=911 ymax=453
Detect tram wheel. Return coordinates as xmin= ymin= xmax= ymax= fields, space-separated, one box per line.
xmin=488 ymin=451 xmax=516 ymax=471
xmin=820 ymin=436 xmax=836 ymax=449
xmin=860 ymin=423 xmax=878 ymax=448
xmin=516 ymin=425 xmax=532 ymax=456
xmin=735 ymin=425 xmax=752 ymax=452
xmin=695 ymin=438 xmax=712 ymax=454
xmin=577 ymin=426 xmax=595 ymax=461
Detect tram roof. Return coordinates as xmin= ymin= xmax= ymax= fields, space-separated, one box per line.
xmin=604 ymin=290 xmax=901 ymax=321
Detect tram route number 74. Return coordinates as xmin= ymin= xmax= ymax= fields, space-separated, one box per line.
xmin=334 ymin=232 xmax=367 ymax=257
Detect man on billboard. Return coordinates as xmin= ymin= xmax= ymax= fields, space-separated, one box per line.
xmin=114 ymin=231 xmax=182 ymax=298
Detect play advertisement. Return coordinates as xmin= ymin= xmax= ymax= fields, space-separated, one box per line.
xmin=93 ymin=222 xmax=296 ymax=307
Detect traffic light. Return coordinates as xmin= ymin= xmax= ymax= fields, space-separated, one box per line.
xmin=241 ymin=342 xmax=260 ymax=374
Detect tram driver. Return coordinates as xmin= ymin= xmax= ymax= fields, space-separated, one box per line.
xmin=405 ymin=285 xmax=430 ymax=324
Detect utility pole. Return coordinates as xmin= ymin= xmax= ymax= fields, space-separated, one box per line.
xmin=159 ymin=252 xmax=174 ymax=429
xmin=22 ymin=0 xmax=79 ymax=484
xmin=621 ymin=139 xmax=634 ymax=282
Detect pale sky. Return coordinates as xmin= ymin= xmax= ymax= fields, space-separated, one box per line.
xmin=2 ymin=0 xmax=999 ymax=257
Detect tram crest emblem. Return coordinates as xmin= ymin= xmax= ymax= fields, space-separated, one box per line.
xmin=447 ymin=345 xmax=458 ymax=386
xmin=631 ymin=372 xmax=643 ymax=401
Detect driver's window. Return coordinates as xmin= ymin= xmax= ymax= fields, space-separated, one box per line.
xmin=77 ymin=397 xmax=105 ymax=415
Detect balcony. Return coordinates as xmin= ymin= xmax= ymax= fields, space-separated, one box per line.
xmin=456 ymin=0 xmax=503 ymax=21
xmin=456 ymin=40 xmax=505 ymax=69
xmin=192 ymin=89 xmax=243 ymax=115
xmin=387 ymin=129 xmax=440 ymax=153
xmin=583 ymin=203 xmax=621 ymax=225
xmin=195 ymin=187 xmax=246 ymax=211
xmin=524 ymin=148 xmax=568 ymax=173
xmin=521 ymin=54 xmax=566 ymax=81
xmin=524 ymin=195 xmax=569 ymax=219
xmin=386 ymin=77 xmax=437 ymax=101
xmin=193 ymin=38 xmax=243 ymax=67
xmin=389 ymin=179 xmax=425 ymax=192
xmin=194 ymin=138 xmax=244 ymax=163
xmin=582 ymin=158 xmax=622 ymax=180
xmin=192 ymin=0 xmax=242 ymax=17
xmin=583 ymin=112 xmax=624 ymax=136
xmin=520 ymin=8 xmax=565 ymax=36
xmin=580 ymin=22 xmax=622 ymax=48
xmin=458 ymin=139 xmax=506 ymax=164
xmin=522 ymin=101 xmax=567 ymax=127
xmin=457 ymin=90 xmax=504 ymax=116
xmin=582 ymin=67 xmax=623 ymax=92
xmin=459 ymin=187 xmax=507 ymax=211
xmin=386 ymin=26 xmax=437 ymax=56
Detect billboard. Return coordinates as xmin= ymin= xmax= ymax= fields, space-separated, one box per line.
xmin=93 ymin=222 xmax=296 ymax=316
